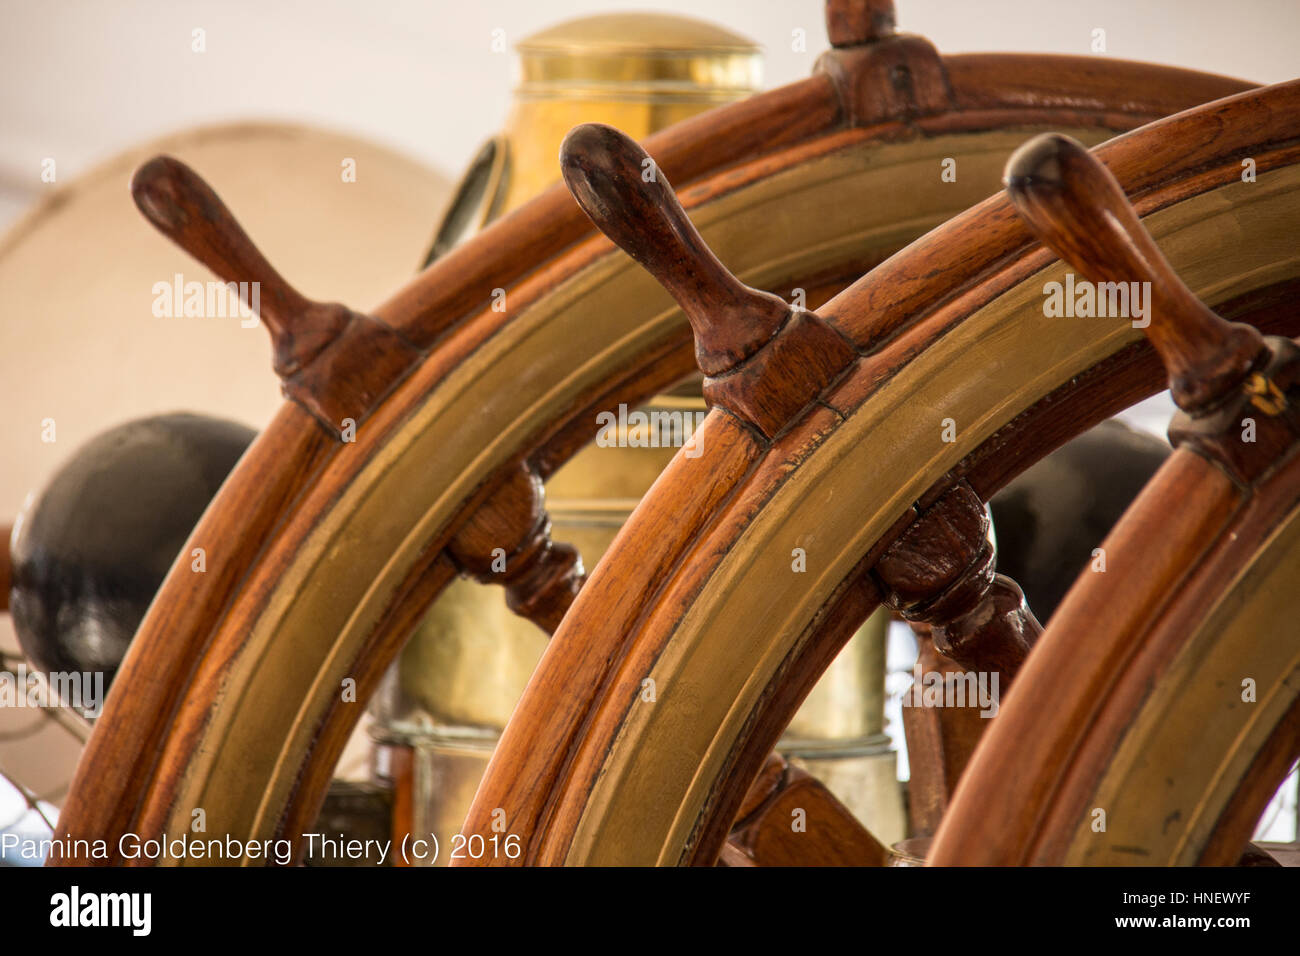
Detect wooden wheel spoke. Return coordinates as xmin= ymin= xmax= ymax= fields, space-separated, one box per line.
xmin=559 ymin=123 xmax=857 ymax=439
xmin=130 ymin=156 xmax=421 ymax=436
xmin=724 ymin=753 xmax=889 ymax=866
xmin=871 ymin=481 xmax=1042 ymax=830
xmin=446 ymin=461 xmax=585 ymax=635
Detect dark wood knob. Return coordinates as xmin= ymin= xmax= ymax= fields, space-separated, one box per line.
xmin=560 ymin=123 xmax=791 ymax=377
xmin=131 ymin=155 xmax=348 ymax=378
xmin=825 ymin=0 xmax=896 ymax=47
xmin=1004 ymin=134 xmax=1267 ymax=413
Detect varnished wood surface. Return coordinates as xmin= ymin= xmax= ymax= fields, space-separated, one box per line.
xmin=447 ymin=462 xmax=584 ymax=634
xmin=875 ymin=482 xmax=1041 ymax=676
xmin=825 ymin=0 xmax=896 ymax=47
xmin=131 ymin=156 xmax=423 ymax=436
xmin=54 ymin=405 xmax=336 ymax=858
xmin=53 ymin=61 xmax=1272 ymax=862
xmin=462 ymin=86 xmax=1300 ymax=866
xmin=901 ymin=637 xmax=988 ymax=836
xmin=931 ymin=453 xmax=1239 ymax=865
xmin=1200 ymin=700 xmax=1300 ymax=866
xmin=560 ymin=123 xmax=793 ymax=377
xmin=925 ymin=124 xmax=1300 ymax=866
xmin=377 ymin=56 xmax=1250 ymax=351
xmin=560 ymin=122 xmax=858 ymax=439
xmin=933 ymin=448 xmax=1300 ymax=865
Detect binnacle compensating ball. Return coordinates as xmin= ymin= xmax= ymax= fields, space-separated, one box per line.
xmin=8 ymin=413 xmax=255 ymax=702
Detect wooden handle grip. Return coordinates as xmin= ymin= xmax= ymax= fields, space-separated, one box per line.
xmin=1005 ymin=133 xmax=1266 ymax=412
xmin=560 ymin=123 xmax=789 ymax=376
xmin=825 ymin=0 xmax=896 ymax=47
xmin=131 ymin=155 xmax=345 ymax=376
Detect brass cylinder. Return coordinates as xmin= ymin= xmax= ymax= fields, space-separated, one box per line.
xmin=502 ymin=13 xmax=762 ymax=209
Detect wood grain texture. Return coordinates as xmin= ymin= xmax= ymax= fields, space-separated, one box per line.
xmin=377 ymin=57 xmax=1250 ymax=351
xmin=561 ymin=122 xmax=858 ymax=439
xmin=447 ymin=462 xmax=584 ymax=634
xmin=53 ymin=61 xmax=1273 ymax=864
xmin=0 ymin=523 xmax=9 ymax=612
xmin=1200 ymin=698 xmax=1300 ymax=866
xmin=1006 ymin=133 xmax=1267 ymax=412
xmin=1037 ymin=450 xmax=1300 ymax=865
xmin=901 ymin=636 xmax=988 ymax=836
xmin=462 ymin=412 xmax=766 ymax=864
xmin=727 ymin=753 xmax=889 ymax=866
xmin=559 ymin=123 xmax=792 ymax=377
xmin=55 ymin=404 xmax=336 ymax=861
xmin=875 ymin=482 xmax=1040 ymax=676
xmin=825 ymin=0 xmax=896 ymax=47
xmin=930 ymin=452 xmax=1244 ymax=865
xmin=131 ymin=155 xmax=423 ymax=436
xmin=817 ymin=33 xmax=953 ymax=128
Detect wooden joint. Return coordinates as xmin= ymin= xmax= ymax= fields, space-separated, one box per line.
xmin=131 ymin=155 xmax=422 ymax=439
xmin=814 ymin=33 xmax=953 ymax=127
xmin=560 ymin=123 xmax=858 ymax=439
xmin=875 ymin=483 xmax=989 ymax=616
xmin=1169 ymin=336 xmax=1300 ymax=486
xmin=874 ymin=483 xmax=1040 ymax=678
xmin=447 ymin=463 xmax=585 ymax=634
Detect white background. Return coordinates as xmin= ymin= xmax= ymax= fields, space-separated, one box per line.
xmin=3 ymin=0 xmax=1299 ymax=225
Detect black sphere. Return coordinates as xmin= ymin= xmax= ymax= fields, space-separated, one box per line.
xmin=9 ymin=413 xmax=255 ymax=699
xmin=989 ymin=418 xmax=1170 ymax=622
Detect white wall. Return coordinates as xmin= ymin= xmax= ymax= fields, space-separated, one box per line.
xmin=2 ymin=0 xmax=1298 ymax=223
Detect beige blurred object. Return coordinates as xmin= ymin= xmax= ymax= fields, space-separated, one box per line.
xmin=0 ymin=120 xmax=450 ymax=517
xmin=0 ymin=120 xmax=451 ymax=808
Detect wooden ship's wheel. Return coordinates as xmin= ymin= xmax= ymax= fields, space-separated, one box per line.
xmin=40 ymin=1 xmax=1297 ymax=864
xmin=460 ymin=117 xmax=1300 ymax=865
